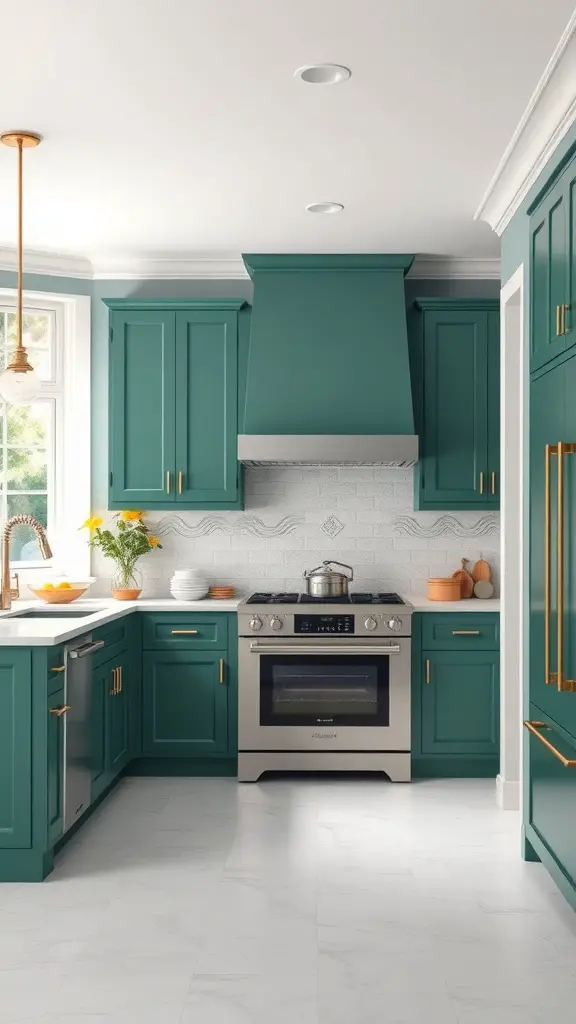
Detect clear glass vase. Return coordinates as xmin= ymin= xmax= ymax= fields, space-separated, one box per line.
xmin=111 ymin=565 xmax=142 ymax=601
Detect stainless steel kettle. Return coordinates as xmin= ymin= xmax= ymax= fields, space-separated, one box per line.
xmin=303 ymin=560 xmax=354 ymax=599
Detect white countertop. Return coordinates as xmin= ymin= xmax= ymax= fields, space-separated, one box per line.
xmin=0 ymin=597 xmax=242 ymax=646
xmin=404 ymin=593 xmax=500 ymax=612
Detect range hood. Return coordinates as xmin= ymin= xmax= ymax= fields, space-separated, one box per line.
xmin=239 ymin=254 xmax=418 ymax=467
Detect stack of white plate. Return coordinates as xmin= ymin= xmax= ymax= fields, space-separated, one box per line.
xmin=169 ymin=569 xmax=208 ymax=601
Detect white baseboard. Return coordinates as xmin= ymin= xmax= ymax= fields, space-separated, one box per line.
xmin=496 ymin=774 xmax=520 ymax=810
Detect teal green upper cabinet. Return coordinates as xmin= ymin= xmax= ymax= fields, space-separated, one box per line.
xmin=143 ymin=650 xmax=229 ymax=757
xmin=413 ymin=299 xmax=500 ymax=510
xmin=175 ymin=311 xmax=238 ymax=504
xmin=0 ymin=650 xmax=32 ymax=848
xmin=421 ymin=649 xmax=499 ymax=756
xmin=529 ymin=153 xmax=576 ymax=372
xmin=106 ymin=299 xmax=246 ymax=511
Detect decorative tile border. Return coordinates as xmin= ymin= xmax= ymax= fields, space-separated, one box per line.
xmin=154 ymin=513 xmax=304 ymax=538
xmin=392 ymin=513 xmax=500 ymax=538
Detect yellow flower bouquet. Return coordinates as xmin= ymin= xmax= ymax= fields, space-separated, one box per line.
xmin=81 ymin=511 xmax=162 ymax=599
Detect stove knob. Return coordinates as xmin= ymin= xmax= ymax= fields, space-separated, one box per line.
xmin=269 ymin=616 xmax=283 ymax=631
xmin=249 ymin=615 xmax=263 ymax=631
xmin=364 ymin=616 xmax=378 ymax=632
xmin=387 ymin=616 xmax=402 ymax=632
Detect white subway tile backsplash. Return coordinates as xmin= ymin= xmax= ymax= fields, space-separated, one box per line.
xmin=91 ymin=467 xmax=500 ymax=597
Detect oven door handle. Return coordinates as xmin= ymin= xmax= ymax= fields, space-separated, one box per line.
xmin=248 ymin=643 xmax=402 ymax=655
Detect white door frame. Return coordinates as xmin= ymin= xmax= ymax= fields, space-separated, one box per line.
xmin=497 ymin=265 xmax=525 ymax=809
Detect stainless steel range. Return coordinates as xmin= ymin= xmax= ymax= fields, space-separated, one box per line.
xmin=237 ymin=591 xmax=413 ymax=782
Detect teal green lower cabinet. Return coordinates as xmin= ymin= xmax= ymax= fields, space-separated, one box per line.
xmin=47 ymin=686 xmax=66 ymax=847
xmin=109 ymin=659 xmax=130 ymax=774
xmin=91 ymin=659 xmax=112 ymax=801
xmin=412 ymin=613 xmax=500 ymax=777
xmin=143 ymin=651 xmax=229 ymax=757
xmin=421 ymin=650 xmax=499 ymax=755
xmin=0 ymin=650 xmax=32 ymax=848
xmin=91 ymin=653 xmax=134 ymax=801
xmin=524 ymin=706 xmax=576 ymax=909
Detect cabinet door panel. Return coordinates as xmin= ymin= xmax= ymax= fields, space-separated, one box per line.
xmin=109 ymin=311 xmax=176 ymax=505
xmin=528 ymin=706 xmax=576 ymax=891
xmin=175 ymin=311 xmax=238 ymax=503
xmin=421 ymin=650 xmax=499 ymax=755
xmin=108 ymin=660 xmax=130 ymax=776
xmin=420 ymin=311 xmax=488 ymax=505
xmin=143 ymin=652 xmax=228 ymax=757
xmin=530 ymin=181 xmax=568 ymax=371
xmin=0 ymin=651 xmax=32 ymax=848
xmin=47 ymin=687 xmax=65 ymax=846
xmin=567 ymin=166 xmax=576 ymax=354
xmin=487 ymin=310 xmax=500 ymax=506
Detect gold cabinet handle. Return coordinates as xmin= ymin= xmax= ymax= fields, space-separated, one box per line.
xmin=165 ymin=470 xmax=171 ymax=494
xmin=219 ymin=657 xmax=225 ymax=685
xmin=178 ymin=470 xmax=183 ymax=495
xmin=110 ymin=667 xmax=117 ymax=695
xmin=561 ymin=303 xmax=570 ymax=335
xmin=478 ymin=471 xmax=485 ymax=495
xmin=425 ymin=658 xmax=431 ymax=684
xmin=491 ymin=471 xmax=496 ymax=496
xmin=118 ymin=665 xmax=123 ymax=693
xmin=545 ymin=443 xmax=554 ymax=685
xmin=49 ymin=705 xmax=71 ymax=717
xmin=452 ymin=630 xmax=480 ymax=635
xmin=548 ymin=442 xmax=576 ymax=692
xmin=171 ymin=629 xmax=199 ymax=635
xmin=556 ymin=304 xmax=562 ymax=336
xmin=524 ymin=721 xmax=576 ymax=767
xmin=50 ymin=665 xmax=66 ymax=673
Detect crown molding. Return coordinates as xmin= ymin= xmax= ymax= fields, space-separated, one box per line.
xmin=408 ymin=255 xmax=500 ymax=279
xmin=475 ymin=10 xmax=576 ymax=236
xmin=0 ymin=248 xmax=500 ymax=281
xmin=0 ymin=246 xmax=93 ymax=279
xmin=90 ymin=254 xmax=249 ymax=280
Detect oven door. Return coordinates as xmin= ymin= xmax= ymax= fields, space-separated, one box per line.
xmin=238 ymin=637 xmax=410 ymax=752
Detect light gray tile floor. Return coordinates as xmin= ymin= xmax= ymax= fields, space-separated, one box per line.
xmin=0 ymin=776 xmax=575 ymax=1023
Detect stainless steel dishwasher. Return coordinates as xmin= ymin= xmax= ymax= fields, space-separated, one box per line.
xmin=63 ymin=635 xmax=105 ymax=832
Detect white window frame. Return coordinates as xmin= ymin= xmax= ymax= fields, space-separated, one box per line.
xmin=0 ymin=288 xmax=91 ymax=581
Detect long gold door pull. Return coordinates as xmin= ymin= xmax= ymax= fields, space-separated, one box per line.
xmin=524 ymin=721 xmax=576 ymax=767
xmin=425 ymin=659 xmax=431 ymax=684
xmin=110 ymin=667 xmax=118 ymax=695
xmin=546 ymin=442 xmax=576 ymax=691
xmin=49 ymin=705 xmax=71 ymax=717
xmin=171 ymin=629 xmax=199 ymax=635
xmin=545 ymin=444 xmax=555 ymax=685
xmin=118 ymin=665 xmax=123 ymax=693
xmin=556 ymin=304 xmax=562 ymax=336
xmin=561 ymin=304 xmax=570 ymax=335
xmin=479 ymin=471 xmax=485 ymax=495
xmin=219 ymin=658 xmax=225 ymax=685
xmin=165 ymin=470 xmax=171 ymax=494
xmin=491 ymin=471 xmax=496 ymax=496
xmin=178 ymin=471 xmax=184 ymax=495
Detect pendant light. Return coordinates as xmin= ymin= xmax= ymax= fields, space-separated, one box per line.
xmin=0 ymin=131 xmax=41 ymax=402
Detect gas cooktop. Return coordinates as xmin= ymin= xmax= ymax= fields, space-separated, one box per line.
xmin=244 ymin=592 xmax=406 ymax=606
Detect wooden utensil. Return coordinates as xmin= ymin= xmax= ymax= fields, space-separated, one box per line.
xmin=471 ymin=556 xmax=491 ymax=583
xmin=451 ymin=558 xmax=474 ymax=599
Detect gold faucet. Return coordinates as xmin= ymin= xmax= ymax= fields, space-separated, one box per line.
xmin=1 ymin=514 xmax=53 ymax=610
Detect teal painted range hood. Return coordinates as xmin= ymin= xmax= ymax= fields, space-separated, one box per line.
xmin=239 ymin=254 xmax=418 ymax=467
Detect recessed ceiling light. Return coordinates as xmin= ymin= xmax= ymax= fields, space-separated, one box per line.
xmin=306 ymin=202 xmax=344 ymax=214
xmin=295 ymin=64 xmax=351 ymax=85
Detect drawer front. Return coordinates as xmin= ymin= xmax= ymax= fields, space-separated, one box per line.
xmin=422 ymin=614 xmax=499 ymax=650
xmin=142 ymin=614 xmax=228 ymax=651
xmin=527 ymin=704 xmax=576 ymax=891
xmin=47 ymin=645 xmax=66 ymax=694
xmin=92 ymin=616 xmax=131 ymax=667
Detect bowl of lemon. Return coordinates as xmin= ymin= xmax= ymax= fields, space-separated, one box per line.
xmin=29 ymin=579 xmax=94 ymax=604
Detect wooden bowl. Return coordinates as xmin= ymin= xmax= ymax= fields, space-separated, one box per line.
xmin=30 ymin=586 xmax=89 ymax=604
xmin=427 ymin=578 xmax=462 ymax=602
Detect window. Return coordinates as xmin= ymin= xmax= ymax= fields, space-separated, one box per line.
xmin=0 ymin=290 xmax=91 ymax=577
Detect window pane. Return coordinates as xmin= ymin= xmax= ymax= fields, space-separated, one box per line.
xmin=6 ymin=312 xmax=52 ymax=379
xmin=7 ymin=448 xmax=47 ymax=490
xmin=7 ymin=403 xmax=50 ymax=445
xmin=7 ymin=494 xmax=48 ymax=561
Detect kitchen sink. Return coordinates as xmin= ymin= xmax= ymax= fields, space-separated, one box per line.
xmin=8 ymin=608 xmax=104 ymax=619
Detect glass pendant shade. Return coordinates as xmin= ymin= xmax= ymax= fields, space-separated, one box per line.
xmin=0 ymin=366 xmax=39 ymax=402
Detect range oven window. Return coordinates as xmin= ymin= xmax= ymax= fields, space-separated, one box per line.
xmin=259 ymin=654 xmax=390 ymax=727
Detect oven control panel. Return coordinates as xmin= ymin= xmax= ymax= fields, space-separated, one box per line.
xmin=295 ymin=614 xmax=354 ymax=635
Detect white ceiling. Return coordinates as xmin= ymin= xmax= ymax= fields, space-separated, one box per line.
xmin=0 ymin=0 xmax=574 ymax=262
